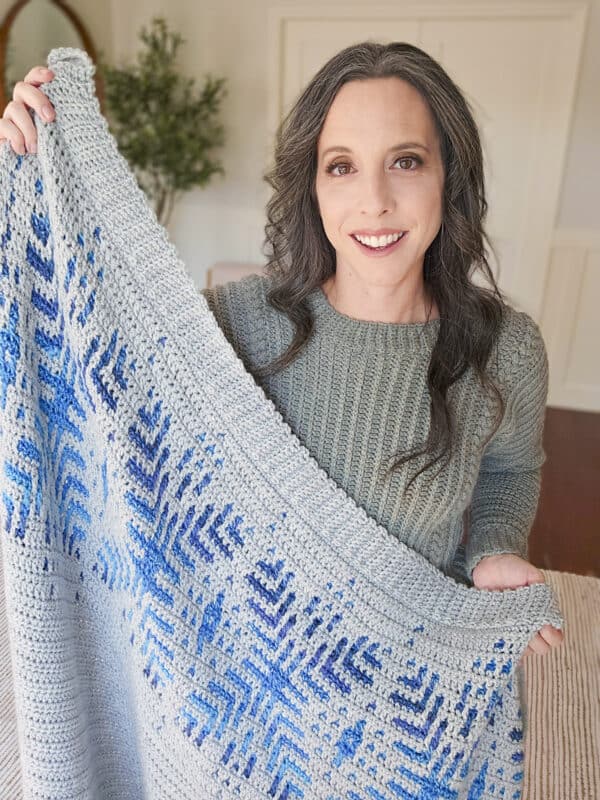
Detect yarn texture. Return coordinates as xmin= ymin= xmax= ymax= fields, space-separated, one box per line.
xmin=0 ymin=49 xmax=563 ymax=800
xmin=200 ymin=272 xmax=551 ymax=585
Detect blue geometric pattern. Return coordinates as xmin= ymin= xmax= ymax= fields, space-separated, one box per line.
xmin=0 ymin=48 xmax=563 ymax=800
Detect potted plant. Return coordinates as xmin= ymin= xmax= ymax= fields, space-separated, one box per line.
xmin=96 ymin=16 xmax=227 ymax=229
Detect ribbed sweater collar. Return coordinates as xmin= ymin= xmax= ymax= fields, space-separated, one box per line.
xmin=306 ymin=284 xmax=441 ymax=350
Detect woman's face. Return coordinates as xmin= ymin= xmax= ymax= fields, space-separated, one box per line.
xmin=314 ymin=77 xmax=445 ymax=289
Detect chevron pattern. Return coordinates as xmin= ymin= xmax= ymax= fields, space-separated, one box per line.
xmin=0 ymin=51 xmax=562 ymax=799
xmin=0 ymin=159 xmax=525 ymax=799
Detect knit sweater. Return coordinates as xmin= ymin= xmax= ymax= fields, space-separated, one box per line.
xmin=0 ymin=48 xmax=563 ymax=800
xmin=201 ymin=274 xmax=549 ymax=583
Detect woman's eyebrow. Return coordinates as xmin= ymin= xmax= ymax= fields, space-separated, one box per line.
xmin=320 ymin=142 xmax=430 ymax=159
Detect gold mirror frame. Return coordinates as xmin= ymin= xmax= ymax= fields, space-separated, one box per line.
xmin=0 ymin=0 xmax=105 ymax=114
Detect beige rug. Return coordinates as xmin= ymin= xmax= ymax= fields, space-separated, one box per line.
xmin=1 ymin=557 xmax=598 ymax=799
xmin=522 ymin=569 xmax=600 ymax=799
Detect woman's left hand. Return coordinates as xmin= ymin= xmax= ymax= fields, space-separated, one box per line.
xmin=472 ymin=553 xmax=565 ymax=664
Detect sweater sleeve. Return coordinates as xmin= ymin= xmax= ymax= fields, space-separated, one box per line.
xmin=199 ymin=274 xmax=273 ymax=373
xmin=464 ymin=315 xmax=550 ymax=581
xmin=200 ymin=283 xmax=238 ymax=348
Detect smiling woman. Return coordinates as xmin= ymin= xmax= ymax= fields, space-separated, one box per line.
xmin=315 ymin=77 xmax=444 ymax=320
xmin=202 ymin=42 xmax=561 ymax=614
xmin=249 ymin=42 xmax=505 ymax=490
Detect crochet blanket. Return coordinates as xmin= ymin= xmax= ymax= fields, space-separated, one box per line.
xmin=0 ymin=48 xmax=564 ymax=800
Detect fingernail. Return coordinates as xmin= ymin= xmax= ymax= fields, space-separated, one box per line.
xmin=42 ymin=105 xmax=54 ymax=121
xmin=29 ymin=141 xmax=37 ymax=154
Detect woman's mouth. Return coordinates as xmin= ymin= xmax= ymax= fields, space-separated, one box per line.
xmin=350 ymin=232 xmax=407 ymax=256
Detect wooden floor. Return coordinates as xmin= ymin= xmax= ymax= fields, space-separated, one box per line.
xmin=529 ymin=407 xmax=600 ymax=578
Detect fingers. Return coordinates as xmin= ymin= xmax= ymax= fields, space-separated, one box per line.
xmin=540 ymin=624 xmax=565 ymax=648
xmin=0 ymin=118 xmax=27 ymax=154
xmin=528 ymin=632 xmax=549 ymax=655
xmin=12 ymin=80 xmax=55 ymax=121
xmin=23 ymin=66 xmax=55 ymax=86
xmin=525 ymin=563 xmax=545 ymax=585
xmin=521 ymin=625 xmax=564 ymax=660
xmin=0 ymin=73 xmax=55 ymax=154
xmin=1 ymin=99 xmax=42 ymax=154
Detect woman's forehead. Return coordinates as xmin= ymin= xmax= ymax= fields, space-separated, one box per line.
xmin=318 ymin=79 xmax=438 ymax=153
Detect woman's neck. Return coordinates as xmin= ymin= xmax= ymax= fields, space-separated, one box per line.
xmin=320 ymin=275 xmax=439 ymax=324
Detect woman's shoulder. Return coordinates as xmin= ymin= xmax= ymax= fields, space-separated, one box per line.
xmin=487 ymin=302 xmax=548 ymax=392
xmin=200 ymin=271 xmax=276 ymax=354
xmin=201 ymin=270 xmax=271 ymax=315
xmin=200 ymin=271 xmax=272 ymax=310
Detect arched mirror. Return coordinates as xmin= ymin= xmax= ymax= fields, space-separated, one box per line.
xmin=0 ymin=0 xmax=105 ymax=114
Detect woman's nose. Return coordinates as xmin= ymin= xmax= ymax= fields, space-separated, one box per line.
xmin=359 ymin=171 xmax=396 ymax=216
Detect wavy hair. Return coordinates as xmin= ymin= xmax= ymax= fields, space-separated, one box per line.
xmin=254 ymin=41 xmax=508 ymax=490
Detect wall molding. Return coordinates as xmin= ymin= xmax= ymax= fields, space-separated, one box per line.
xmin=543 ymin=229 xmax=600 ymax=412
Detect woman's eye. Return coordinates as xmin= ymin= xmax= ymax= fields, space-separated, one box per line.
xmin=326 ymin=162 xmax=351 ymax=176
xmin=395 ymin=156 xmax=421 ymax=170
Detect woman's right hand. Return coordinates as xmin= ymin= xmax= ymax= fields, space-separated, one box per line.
xmin=0 ymin=66 xmax=56 ymax=155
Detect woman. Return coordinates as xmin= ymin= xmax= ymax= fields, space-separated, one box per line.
xmin=1 ymin=41 xmax=563 ymax=662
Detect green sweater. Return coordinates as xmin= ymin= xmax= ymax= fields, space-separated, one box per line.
xmin=201 ymin=273 xmax=549 ymax=584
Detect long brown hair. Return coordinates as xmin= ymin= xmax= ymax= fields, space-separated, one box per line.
xmin=255 ymin=41 xmax=508 ymax=490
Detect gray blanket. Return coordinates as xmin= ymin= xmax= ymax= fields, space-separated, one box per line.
xmin=0 ymin=48 xmax=563 ymax=799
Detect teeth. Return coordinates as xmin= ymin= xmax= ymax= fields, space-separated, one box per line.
xmin=354 ymin=232 xmax=404 ymax=248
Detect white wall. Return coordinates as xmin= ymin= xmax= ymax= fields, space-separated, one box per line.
xmin=2 ymin=0 xmax=599 ymax=288
xmin=557 ymin=0 xmax=600 ymax=230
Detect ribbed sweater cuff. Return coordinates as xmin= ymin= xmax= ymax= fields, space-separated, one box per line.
xmin=465 ymin=528 xmax=529 ymax=581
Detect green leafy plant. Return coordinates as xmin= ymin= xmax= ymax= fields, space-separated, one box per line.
xmin=96 ymin=17 xmax=227 ymax=228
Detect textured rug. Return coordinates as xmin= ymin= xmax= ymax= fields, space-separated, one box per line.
xmin=0 ymin=47 xmax=565 ymax=799
xmin=522 ymin=570 xmax=600 ymax=799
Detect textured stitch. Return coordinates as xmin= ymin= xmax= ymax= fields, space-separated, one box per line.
xmin=0 ymin=49 xmax=563 ymax=800
xmin=201 ymin=270 xmax=549 ymax=583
